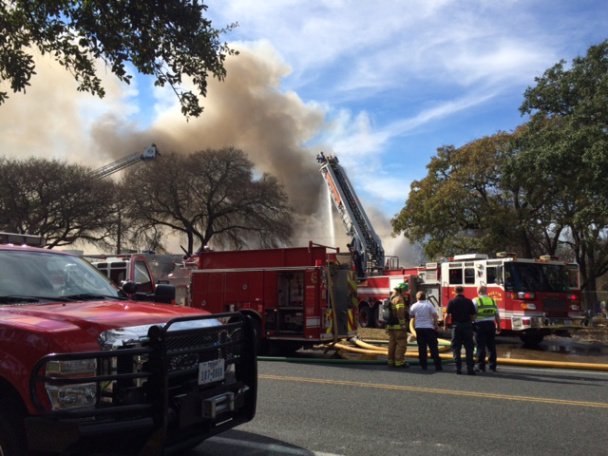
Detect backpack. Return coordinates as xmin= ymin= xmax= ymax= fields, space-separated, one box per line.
xmin=380 ymin=298 xmax=393 ymax=322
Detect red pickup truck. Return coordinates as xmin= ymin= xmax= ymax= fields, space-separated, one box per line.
xmin=0 ymin=236 xmax=257 ymax=455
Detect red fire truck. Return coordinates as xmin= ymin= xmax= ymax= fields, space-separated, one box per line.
xmin=171 ymin=243 xmax=358 ymax=354
xmin=360 ymin=252 xmax=585 ymax=345
xmin=355 ymin=263 xmax=413 ymax=328
xmin=414 ymin=253 xmax=584 ymax=344
xmin=316 ymin=153 xmax=585 ymax=345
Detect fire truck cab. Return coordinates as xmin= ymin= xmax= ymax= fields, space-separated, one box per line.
xmin=87 ymin=254 xmax=156 ymax=293
xmin=409 ymin=253 xmax=585 ymax=345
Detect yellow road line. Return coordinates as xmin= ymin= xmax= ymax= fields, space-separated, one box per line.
xmin=260 ymin=374 xmax=608 ymax=409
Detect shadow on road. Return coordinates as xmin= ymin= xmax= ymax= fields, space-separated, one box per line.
xmin=191 ymin=430 xmax=317 ymax=456
xmin=472 ymin=367 xmax=608 ymax=387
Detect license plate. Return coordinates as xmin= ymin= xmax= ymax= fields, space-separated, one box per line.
xmin=198 ymin=359 xmax=225 ymax=385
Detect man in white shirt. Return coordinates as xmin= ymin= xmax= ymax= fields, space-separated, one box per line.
xmin=409 ymin=291 xmax=442 ymax=371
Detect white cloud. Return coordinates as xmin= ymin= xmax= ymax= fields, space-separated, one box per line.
xmin=213 ymin=0 xmax=566 ymax=99
xmin=384 ymin=91 xmax=498 ymax=137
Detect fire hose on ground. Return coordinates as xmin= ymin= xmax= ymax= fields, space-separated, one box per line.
xmin=258 ymin=319 xmax=608 ymax=372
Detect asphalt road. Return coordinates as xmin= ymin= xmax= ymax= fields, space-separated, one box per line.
xmin=192 ymin=359 xmax=608 ymax=456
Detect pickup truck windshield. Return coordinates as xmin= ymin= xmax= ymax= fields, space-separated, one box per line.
xmin=0 ymin=250 xmax=120 ymax=304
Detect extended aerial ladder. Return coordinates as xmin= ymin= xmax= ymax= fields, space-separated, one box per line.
xmin=317 ymin=152 xmax=385 ymax=278
xmin=89 ymin=144 xmax=159 ymax=178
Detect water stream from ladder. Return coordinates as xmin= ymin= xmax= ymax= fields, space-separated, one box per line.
xmin=325 ymin=183 xmax=336 ymax=247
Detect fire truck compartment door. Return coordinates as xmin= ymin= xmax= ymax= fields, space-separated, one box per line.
xmin=329 ymin=269 xmax=352 ymax=335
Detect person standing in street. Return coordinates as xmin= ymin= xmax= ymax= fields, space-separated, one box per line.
xmin=409 ymin=291 xmax=442 ymax=371
xmin=386 ymin=283 xmax=410 ymax=368
xmin=473 ymin=285 xmax=500 ymax=372
xmin=445 ymin=286 xmax=476 ymax=375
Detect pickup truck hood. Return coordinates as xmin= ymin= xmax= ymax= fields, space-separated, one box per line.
xmin=0 ymin=300 xmax=212 ymax=351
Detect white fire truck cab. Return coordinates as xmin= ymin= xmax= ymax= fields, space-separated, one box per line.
xmin=87 ymin=254 xmax=157 ymax=294
xmin=408 ymin=253 xmax=585 ymax=345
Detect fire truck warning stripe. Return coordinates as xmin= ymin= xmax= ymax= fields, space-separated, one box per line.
xmin=259 ymin=374 xmax=608 ymax=409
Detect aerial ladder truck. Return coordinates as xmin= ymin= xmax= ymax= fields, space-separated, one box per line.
xmin=317 ymin=153 xmax=418 ymax=327
xmin=317 ymin=152 xmax=385 ymax=279
xmin=89 ymin=143 xmax=159 ymax=178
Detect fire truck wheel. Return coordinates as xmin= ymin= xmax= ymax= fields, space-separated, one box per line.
xmin=249 ymin=317 xmax=269 ymax=355
xmin=358 ymin=305 xmax=374 ymax=328
xmin=0 ymin=397 xmax=26 ymax=456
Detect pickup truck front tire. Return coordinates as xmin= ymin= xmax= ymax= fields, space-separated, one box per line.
xmin=0 ymin=397 xmax=25 ymax=456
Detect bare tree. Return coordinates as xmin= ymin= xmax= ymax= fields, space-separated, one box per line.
xmin=124 ymin=148 xmax=293 ymax=255
xmin=0 ymin=157 xmax=118 ymax=247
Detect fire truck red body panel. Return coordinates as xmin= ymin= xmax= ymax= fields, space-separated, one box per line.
xmin=355 ymin=269 xmax=413 ymax=327
xmin=185 ymin=245 xmax=357 ymax=348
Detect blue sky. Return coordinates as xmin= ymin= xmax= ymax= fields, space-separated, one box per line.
xmin=204 ymin=0 xmax=608 ymax=217
xmin=0 ymin=0 xmax=607 ymax=255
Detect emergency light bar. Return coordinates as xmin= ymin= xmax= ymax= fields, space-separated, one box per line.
xmin=0 ymin=232 xmax=45 ymax=247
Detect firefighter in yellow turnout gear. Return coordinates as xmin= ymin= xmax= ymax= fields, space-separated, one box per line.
xmin=386 ymin=283 xmax=410 ymax=368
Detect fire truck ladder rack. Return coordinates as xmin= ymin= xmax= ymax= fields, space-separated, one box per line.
xmin=89 ymin=144 xmax=159 ymax=179
xmin=318 ymin=153 xmax=385 ymax=275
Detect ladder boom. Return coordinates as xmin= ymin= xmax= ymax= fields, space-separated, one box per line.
xmin=317 ymin=152 xmax=385 ymax=276
xmin=90 ymin=144 xmax=159 ymax=179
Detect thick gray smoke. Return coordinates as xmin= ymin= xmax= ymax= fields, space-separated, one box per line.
xmin=0 ymin=44 xmax=417 ymax=263
xmin=87 ymin=44 xmax=333 ymax=246
xmin=85 ymin=43 xmax=344 ymax=249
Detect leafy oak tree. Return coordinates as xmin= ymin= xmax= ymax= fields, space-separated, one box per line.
xmin=518 ymin=39 xmax=608 ymax=296
xmin=0 ymin=0 xmax=237 ymax=117
xmin=0 ymin=157 xmax=118 ymax=247
xmin=392 ymin=40 xmax=608 ymax=305
xmin=124 ymin=148 xmax=293 ymax=256
xmin=391 ymin=130 xmax=560 ymax=259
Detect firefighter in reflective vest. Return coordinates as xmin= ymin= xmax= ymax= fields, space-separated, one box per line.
xmin=473 ymin=285 xmax=500 ymax=372
xmin=386 ymin=283 xmax=410 ymax=368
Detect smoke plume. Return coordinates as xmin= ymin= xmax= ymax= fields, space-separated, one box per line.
xmin=0 ymin=43 xmax=417 ymax=262
xmin=87 ymin=42 xmax=340 ymax=248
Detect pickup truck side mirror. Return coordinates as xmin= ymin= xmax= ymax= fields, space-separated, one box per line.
xmin=154 ymin=284 xmax=176 ymax=304
xmin=121 ymin=281 xmax=137 ymax=295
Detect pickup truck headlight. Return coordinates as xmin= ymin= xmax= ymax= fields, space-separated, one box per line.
xmin=45 ymin=359 xmax=97 ymax=410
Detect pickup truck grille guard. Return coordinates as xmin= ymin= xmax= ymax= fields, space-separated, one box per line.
xmin=28 ymin=312 xmax=257 ymax=453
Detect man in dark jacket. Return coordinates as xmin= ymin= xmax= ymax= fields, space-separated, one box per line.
xmin=445 ymin=286 xmax=476 ymax=375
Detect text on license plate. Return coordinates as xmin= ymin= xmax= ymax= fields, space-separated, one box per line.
xmin=198 ymin=359 xmax=225 ymax=385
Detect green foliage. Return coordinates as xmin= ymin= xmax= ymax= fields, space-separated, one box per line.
xmin=0 ymin=0 xmax=237 ymax=117
xmin=124 ymin=148 xmax=293 ymax=256
xmin=392 ymin=39 xmax=608 ymax=296
xmin=391 ymin=131 xmax=552 ymax=259
xmin=518 ymin=39 xmax=608 ymax=290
